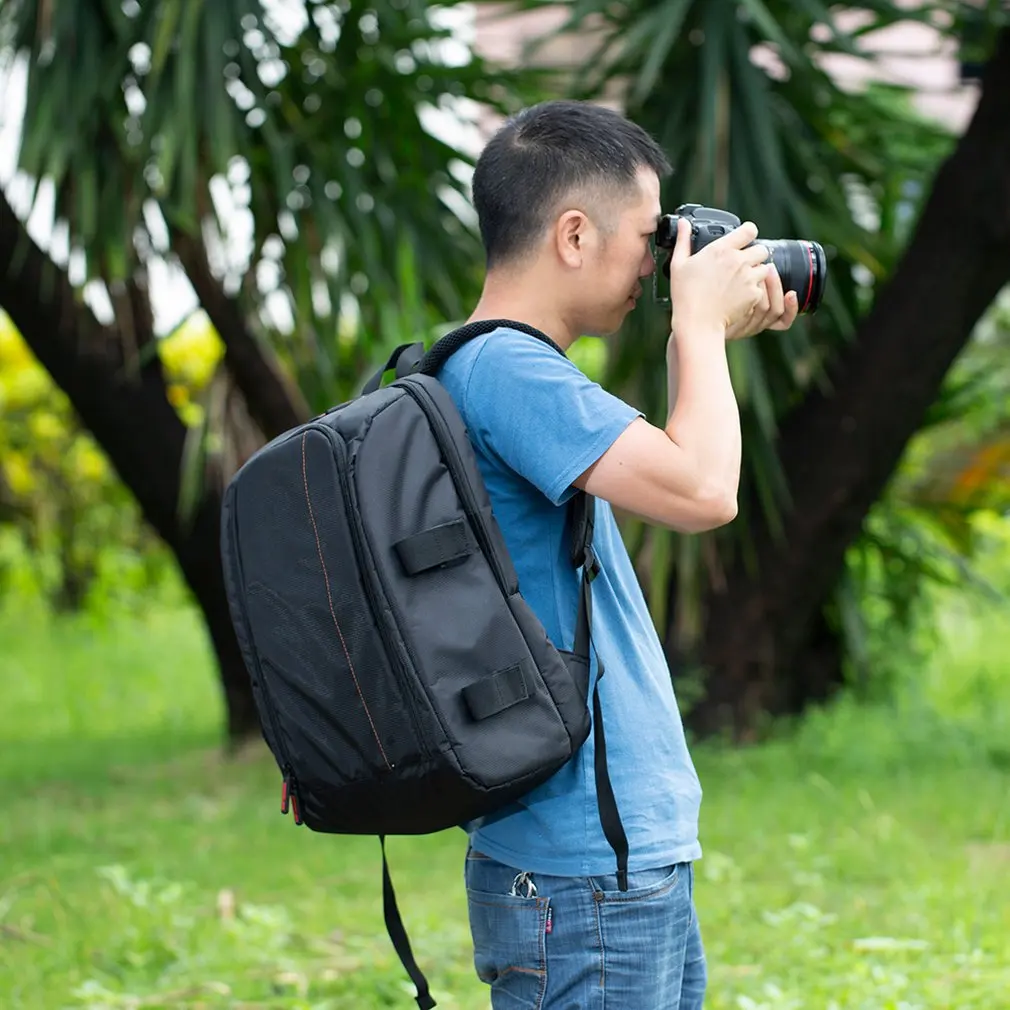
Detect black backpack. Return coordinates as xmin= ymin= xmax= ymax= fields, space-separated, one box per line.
xmin=220 ymin=320 xmax=628 ymax=1009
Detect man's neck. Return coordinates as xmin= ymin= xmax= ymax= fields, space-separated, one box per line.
xmin=468 ymin=271 xmax=579 ymax=351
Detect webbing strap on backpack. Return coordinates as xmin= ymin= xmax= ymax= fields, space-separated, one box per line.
xmin=381 ymin=836 xmax=436 ymax=1010
xmin=417 ymin=318 xmax=567 ymax=374
xmin=569 ymin=491 xmax=630 ymax=892
xmin=360 ymin=318 xmax=567 ymax=394
xmin=369 ymin=320 xmax=629 ymax=1010
xmin=361 ymin=341 xmax=426 ymax=394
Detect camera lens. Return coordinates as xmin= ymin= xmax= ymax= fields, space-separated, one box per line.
xmin=763 ymin=240 xmax=827 ymax=314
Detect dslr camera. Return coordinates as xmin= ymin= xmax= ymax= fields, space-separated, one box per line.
xmin=654 ymin=204 xmax=827 ymax=315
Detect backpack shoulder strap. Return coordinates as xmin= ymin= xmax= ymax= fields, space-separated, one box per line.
xmin=365 ymin=316 xmax=628 ymax=891
xmin=568 ymin=490 xmax=596 ymax=661
xmin=420 ymin=317 xmax=596 ymax=560
xmin=417 ymin=317 xmax=565 ymax=376
xmin=360 ymin=318 xmax=563 ymax=395
xmin=568 ymin=487 xmax=629 ymax=890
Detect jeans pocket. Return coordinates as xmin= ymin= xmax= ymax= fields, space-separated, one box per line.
xmin=588 ymin=863 xmax=680 ymax=902
xmin=466 ymin=858 xmax=550 ymax=1006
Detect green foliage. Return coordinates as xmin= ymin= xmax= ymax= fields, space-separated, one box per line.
xmin=0 ymin=309 xmax=225 ymax=615
xmin=898 ymin=291 xmax=1010 ymax=523
xmin=841 ymin=293 xmax=1010 ymax=686
xmin=0 ymin=0 xmax=540 ymax=409
xmin=955 ymin=0 xmax=1010 ymax=74
xmin=1 ymin=583 xmax=1009 ymax=1008
xmin=0 ymin=310 xmax=162 ymax=612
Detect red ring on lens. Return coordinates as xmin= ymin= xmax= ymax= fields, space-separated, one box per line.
xmin=799 ymin=243 xmax=815 ymax=313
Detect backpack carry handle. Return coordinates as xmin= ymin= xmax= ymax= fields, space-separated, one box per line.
xmin=362 ymin=342 xmax=426 ymax=394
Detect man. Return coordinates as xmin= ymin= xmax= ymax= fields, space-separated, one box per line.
xmin=437 ymin=99 xmax=798 ymax=1009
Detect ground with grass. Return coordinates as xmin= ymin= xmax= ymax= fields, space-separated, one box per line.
xmin=1 ymin=585 xmax=1008 ymax=1010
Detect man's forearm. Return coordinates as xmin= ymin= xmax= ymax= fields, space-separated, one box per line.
xmin=663 ymin=328 xmax=742 ymax=502
xmin=666 ymin=332 xmax=680 ymax=415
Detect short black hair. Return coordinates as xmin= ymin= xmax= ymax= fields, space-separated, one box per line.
xmin=472 ymin=100 xmax=671 ymax=268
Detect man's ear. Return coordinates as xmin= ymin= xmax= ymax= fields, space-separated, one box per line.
xmin=555 ymin=209 xmax=588 ymax=269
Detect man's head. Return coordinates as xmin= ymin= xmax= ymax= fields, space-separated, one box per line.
xmin=472 ymin=100 xmax=671 ymax=337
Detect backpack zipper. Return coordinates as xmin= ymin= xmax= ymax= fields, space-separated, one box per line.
xmin=401 ymin=381 xmax=510 ymax=596
xmin=319 ymin=425 xmax=430 ymax=762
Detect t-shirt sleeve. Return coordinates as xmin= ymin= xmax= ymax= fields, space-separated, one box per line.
xmin=462 ymin=331 xmax=643 ymax=506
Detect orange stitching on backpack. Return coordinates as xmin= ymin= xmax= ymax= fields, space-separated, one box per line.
xmin=301 ymin=432 xmax=392 ymax=770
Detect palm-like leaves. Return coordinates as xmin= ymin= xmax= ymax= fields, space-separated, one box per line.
xmin=0 ymin=0 xmax=539 ymax=409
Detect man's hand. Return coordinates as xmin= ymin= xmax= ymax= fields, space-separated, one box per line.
xmin=725 ymin=265 xmax=799 ymax=340
xmin=668 ymin=218 xmax=770 ymax=339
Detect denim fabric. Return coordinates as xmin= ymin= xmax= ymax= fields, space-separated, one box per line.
xmin=464 ymin=846 xmax=707 ymax=1009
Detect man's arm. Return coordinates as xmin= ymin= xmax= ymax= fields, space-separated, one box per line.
xmin=666 ymin=333 xmax=681 ymax=416
xmin=575 ymin=323 xmax=740 ymax=533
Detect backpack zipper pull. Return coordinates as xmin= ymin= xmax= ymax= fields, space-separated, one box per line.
xmin=282 ymin=772 xmax=303 ymax=825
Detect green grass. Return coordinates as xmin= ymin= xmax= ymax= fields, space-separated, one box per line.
xmin=1 ymin=587 xmax=1009 ymax=1010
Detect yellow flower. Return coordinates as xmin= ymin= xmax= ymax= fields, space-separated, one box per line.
xmin=179 ymin=402 xmax=205 ymax=428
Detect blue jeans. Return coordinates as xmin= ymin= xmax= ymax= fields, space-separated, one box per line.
xmin=464 ymin=846 xmax=707 ymax=1009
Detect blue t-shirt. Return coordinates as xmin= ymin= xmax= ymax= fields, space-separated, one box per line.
xmin=438 ymin=326 xmax=703 ymax=877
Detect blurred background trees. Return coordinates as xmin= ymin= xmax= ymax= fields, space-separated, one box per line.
xmin=0 ymin=0 xmax=1008 ymax=744
xmin=0 ymin=0 xmax=526 ymax=738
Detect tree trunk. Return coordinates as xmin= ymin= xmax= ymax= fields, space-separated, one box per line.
xmin=0 ymin=193 xmax=261 ymax=741
xmin=173 ymin=494 xmax=264 ymax=745
xmin=685 ymin=28 xmax=1010 ymax=738
xmin=172 ymin=229 xmax=311 ymax=440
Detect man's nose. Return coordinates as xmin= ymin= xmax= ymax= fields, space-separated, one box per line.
xmin=640 ymin=251 xmax=656 ymax=277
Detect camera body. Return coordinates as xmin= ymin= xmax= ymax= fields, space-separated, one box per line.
xmin=654 ymin=204 xmax=743 ymax=254
xmin=654 ymin=203 xmax=827 ymax=315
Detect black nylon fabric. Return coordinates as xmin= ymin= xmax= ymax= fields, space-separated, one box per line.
xmin=394 ymin=519 xmax=475 ymax=575
xmin=229 ymin=428 xmax=420 ymax=784
xmin=220 ymin=378 xmax=591 ymax=833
